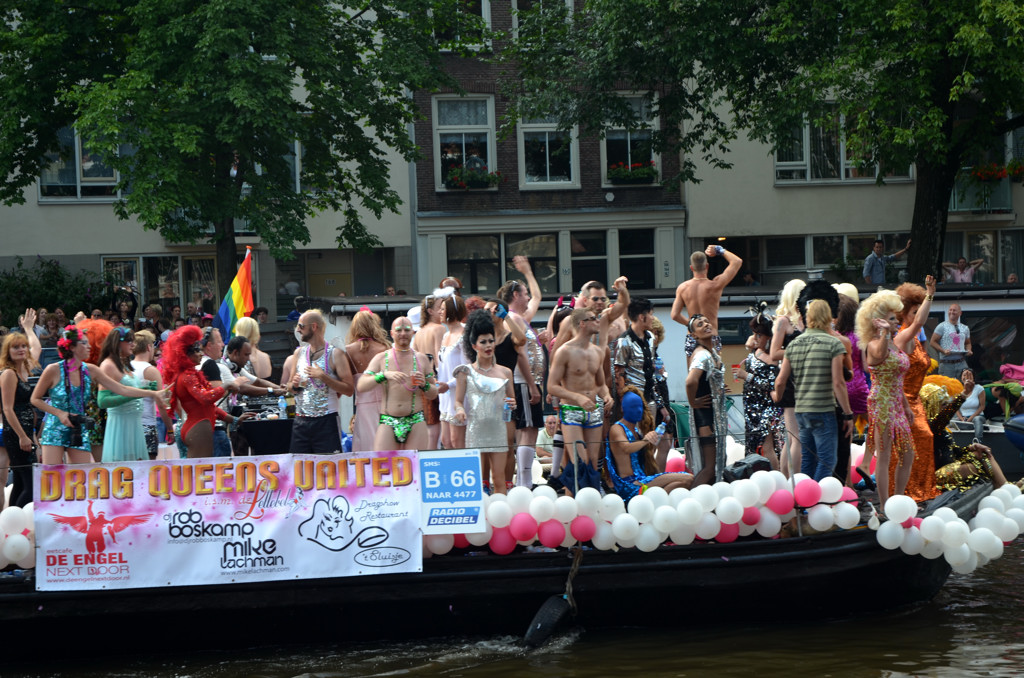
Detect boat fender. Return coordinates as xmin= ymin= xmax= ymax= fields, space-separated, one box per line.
xmin=523 ymin=594 xmax=571 ymax=648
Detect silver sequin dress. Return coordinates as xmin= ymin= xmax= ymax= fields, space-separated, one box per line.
xmin=687 ymin=346 xmax=728 ymax=481
xmin=455 ymin=364 xmax=508 ymax=454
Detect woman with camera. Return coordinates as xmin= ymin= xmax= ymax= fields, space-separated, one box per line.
xmin=31 ymin=325 xmax=167 ymax=465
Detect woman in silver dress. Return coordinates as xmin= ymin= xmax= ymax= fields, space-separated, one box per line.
xmin=453 ymin=310 xmax=515 ymax=495
xmin=685 ymin=314 xmax=727 ymax=486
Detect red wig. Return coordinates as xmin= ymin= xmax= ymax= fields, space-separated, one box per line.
xmin=162 ymin=325 xmax=203 ymax=409
xmin=894 ymin=283 xmax=926 ymax=324
xmin=78 ymin=319 xmax=114 ymax=364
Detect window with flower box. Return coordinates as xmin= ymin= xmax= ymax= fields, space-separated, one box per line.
xmin=434 ymin=96 xmax=498 ymax=190
xmin=601 ymin=95 xmax=658 ymax=186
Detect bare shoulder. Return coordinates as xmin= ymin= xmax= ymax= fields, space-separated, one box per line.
xmin=498 ymin=365 xmax=514 ymax=381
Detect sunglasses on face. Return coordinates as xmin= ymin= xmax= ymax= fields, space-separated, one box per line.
xmin=296 ymin=322 xmax=312 ymax=330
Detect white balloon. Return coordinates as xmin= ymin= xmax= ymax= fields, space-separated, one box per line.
xmin=668 ymin=487 xmax=691 ymax=507
xmin=611 ymin=513 xmax=640 ymax=541
xmin=574 ymin=488 xmax=603 ymax=518
xmin=732 ymin=479 xmax=761 ymax=508
xmin=792 ymin=473 xmax=811 ymax=485
xmin=751 ymin=471 xmax=776 ymax=504
xmin=1003 ymin=483 xmax=1022 ymax=498
xmin=652 ymin=505 xmax=680 ymax=534
xmin=695 ymin=513 xmax=721 ymax=541
xmin=690 ymin=485 xmax=719 ymax=512
xmin=529 ymin=496 xmax=556 ymax=523
xmin=560 ymin=530 xmax=578 ymax=548
xmin=425 ymin=533 xmax=454 ymax=555
xmin=642 ymin=486 xmax=670 ymax=508
xmin=755 ymin=509 xmax=782 ymax=538
xmin=900 ymin=527 xmax=925 ymax=555
xmin=883 ymin=495 xmax=916 ymax=525
xmin=967 ymin=528 xmax=1001 ymax=560
xmin=943 ymin=542 xmax=971 ymax=567
xmin=997 ymin=517 xmax=1019 ymax=543
xmin=599 ymin=494 xmax=626 ymax=521
xmin=919 ymin=515 xmax=946 ymax=542
xmin=769 ymin=470 xmax=789 ymax=492
xmin=16 ymin=552 xmax=35 ymax=570
xmin=715 ymin=497 xmax=744 ymax=525
xmin=1 ymin=534 xmax=30 ymax=562
xmin=976 ymin=552 xmax=991 ymax=569
xmin=0 ymin=507 xmax=28 ymax=537
xmin=531 ymin=484 xmax=558 ymax=502
xmin=553 ymin=496 xmax=579 ymax=523
xmin=738 ymin=521 xmax=757 ymax=537
xmin=807 ymin=504 xmax=835 ymax=532
xmin=818 ymin=477 xmax=844 ymax=504
xmin=932 ymin=506 xmax=959 ymax=523
xmin=466 ymin=524 xmax=493 ymax=546
xmin=21 ymin=503 xmax=34 ymax=532
xmin=592 ymin=521 xmax=616 ymax=550
xmin=486 ymin=492 xmax=508 ymax=506
xmin=669 ymin=523 xmax=696 ymax=545
xmin=1005 ymin=508 xmax=1024 ymax=533
xmin=834 ymin=502 xmax=861 ymax=530
xmin=507 ymin=486 xmax=534 ymax=513
xmin=1015 ymin=494 xmax=1024 ymax=511
xmin=921 ymin=539 xmax=945 ymax=559
xmin=713 ymin=481 xmax=733 ymax=498
xmin=978 ymin=495 xmax=1007 ymax=514
xmin=973 ymin=508 xmax=1005 ymax=534
xmin=941 ymin=520 xmax=970 ymax=548
xmin=627 ymin=494 xmax=656 ymax=524
xmin=635 ymin=524 xmax=663 ymax=552
xmin=876 ymin=521 xmax=905 ymax=550
xmin=616 ymin=535 xmax=637 ymax=549
xmin=950 ymin=550 xmax=978 ymax=575
xmin=677 ymin=498 xmax=704 ymax=526
xmin=486 ymin=501 xmax=513 ymax=528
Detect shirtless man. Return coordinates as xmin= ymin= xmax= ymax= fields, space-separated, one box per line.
xmin=357 ymin=316 xmax=438 ymax=451
xmin=497 ymin=255 xmax=544 ymax=488
xmin=671 ymin=245 xmax=742 ymax=356
xmin=547 ymin=308 xmax=613 ymax=494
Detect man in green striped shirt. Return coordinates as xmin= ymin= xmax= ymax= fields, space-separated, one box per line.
xmin=774 ymin=299 xmax=854 ymax=481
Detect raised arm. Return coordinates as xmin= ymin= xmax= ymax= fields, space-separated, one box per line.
xmin=513 ymin=255 xmax=542 ymax=323
xmin=894 ymin=275 xmax=936 ymax=348
xmin=707 ymin=245 xmax=743 ymax=288
xmin=19 ymin=309 xmax=42 ymax=361
xmin=605 ymin=276 xmax=630 ymax=324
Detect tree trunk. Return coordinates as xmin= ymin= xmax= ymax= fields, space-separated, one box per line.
xmin=213 ymin=216 xmax=238 ymax=306
xmin=907 ymin=160 xmax=959 ymax=282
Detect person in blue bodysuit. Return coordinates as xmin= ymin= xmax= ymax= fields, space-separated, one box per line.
xmin=606 ymin=388 xmax=693 ymax=501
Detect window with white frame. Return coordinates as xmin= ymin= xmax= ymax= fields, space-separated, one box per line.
xmin=436 ymin=0 xmax=490 ymax=46
xmin=434 ymin=96 xmax=496 ymax=190
xmin=40 ymin=127 xmax=130 ymax=200
xmin=518 ymin=116 xmax=577 ymax=188
xmin=775 ymin=106 xmax=912 ymax=183
xmin=602 ymin=95 xmax=658 ymax=185
xmin=512 ymin=0 xmax=573 ymax=36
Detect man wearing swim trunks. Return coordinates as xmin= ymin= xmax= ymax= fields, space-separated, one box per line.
xmin=547 ymin=308 xmax=612 ymax=493
xmin=357 ymin=316 xmax=438 ymax=451
xmin=287 ymin=310 xmax=354 ymax=454
xmin=671 ymin=245 xmax=742 ymax=358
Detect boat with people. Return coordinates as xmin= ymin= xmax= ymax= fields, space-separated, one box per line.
xmin=0 ymin=466 xmax=1008 ymax=654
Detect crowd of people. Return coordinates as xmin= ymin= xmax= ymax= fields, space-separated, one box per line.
xmin=1 ymin=245 xmax=1019 ymax=518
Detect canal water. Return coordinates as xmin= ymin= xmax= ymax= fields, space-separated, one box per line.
xmin=9 ymin=540 xmax=1023 ymax=677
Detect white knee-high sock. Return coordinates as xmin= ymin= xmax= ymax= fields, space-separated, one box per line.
xmin=516 ymin=445 xmax=535 ymax=488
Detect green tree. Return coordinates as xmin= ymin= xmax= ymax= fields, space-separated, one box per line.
xmin=503 ymin=0 xmax=1024 ymax=281
xmin=0 ymin=0 xmax=476 ymax=295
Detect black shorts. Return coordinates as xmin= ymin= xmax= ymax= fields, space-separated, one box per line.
xmin=514 ymin=383 xmax=544 ymax=430
xmin=692 ymin=407 xmax=715 ymax=431
xmin=289 ymin=413 xmax=342 ymax=455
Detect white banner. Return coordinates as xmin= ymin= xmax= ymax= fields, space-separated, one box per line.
xmin=34 ymin=452 xmax=422 ymax=591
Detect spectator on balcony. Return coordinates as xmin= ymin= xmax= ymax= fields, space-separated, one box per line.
xmin=1006 ymin=272 xmax=1019 ymax=284
xmin=863 ymin=239 xmax=911 ymax=286
xmin=941 ymin=256 xmax=984 ymax=284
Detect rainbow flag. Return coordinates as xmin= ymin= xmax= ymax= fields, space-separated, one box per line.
xmin=213 ymin=246 xmax=254 ymax=339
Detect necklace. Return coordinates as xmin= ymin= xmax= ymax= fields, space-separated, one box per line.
xmin=390 ymin=348 xmax=420 ymax=394
xmin=474 ymin=361 xmax=494 ymax=373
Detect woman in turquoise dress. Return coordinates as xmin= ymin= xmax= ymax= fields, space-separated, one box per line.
xmin=99 ymin=326 xmax=152 ymax=462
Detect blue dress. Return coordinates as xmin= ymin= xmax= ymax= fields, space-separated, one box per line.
xmin=605 ymin=421 xmax=669 ymax=501
xmin=103 ymin=373 xmax=147 ymax=462
xmin=40 ymin=362 xmax=93 ymax=451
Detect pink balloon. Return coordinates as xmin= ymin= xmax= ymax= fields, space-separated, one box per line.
xmin=794 ymin=478 xmax=822 ymax=507
xmin=741 ymin=506 xmax=761 ymax=526
xmin=717 ymin=522 xmax=739 ymax=543
xmin=453 ymin=534 xmax=470 ymax=549
xmin=840 ymin=487 xmax=858 ymax=503
xmin=901 ymin=517 xmax=915 ymax=529
xmin=489 ymin=526 xmax=517 ymax=555
xmin=912 ymin=517 xmax=923 ymax=529
xmin=570 ymin=515 xmax=597 ymax=542
xmin=766 ymin=489 xmax=795 ymax=515
xmin=509 ymin=512 xmax=539 ymax=542
xmin=666 ymin=457 xmax=687 ymax=473
xmin=538 ymin=519 xmax=566 ymax=548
